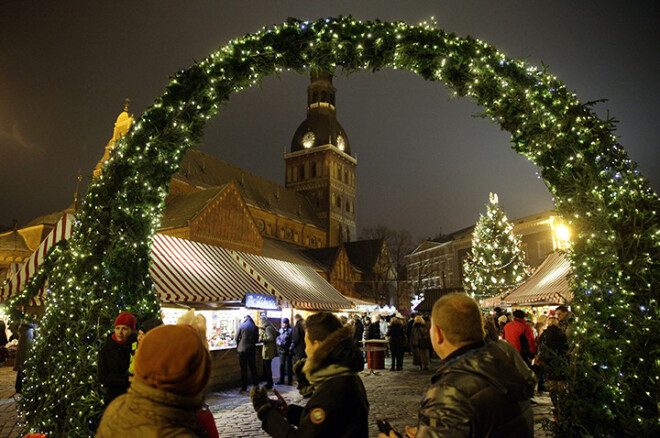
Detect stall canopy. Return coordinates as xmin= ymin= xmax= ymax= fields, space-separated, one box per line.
xmin=231 ymin=250 xmax=352 ymax=311
xmin=480 ymin=291 xmax=511 ymax=309
xmin=0 ymin=213 xmax=74 ymax=306
xmin=502 ymin=252 xmax=574 ymax=306
xmin=151 ymin=234 xmax=351 ymax=310
xmin=150 ymin=233 xmax=268 ymax=303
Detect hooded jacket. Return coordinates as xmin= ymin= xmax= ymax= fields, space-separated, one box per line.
xmin=260 ymin=318 xmax=278 ymax=360
xmin=417 ymin=340 xmax=535 ymax=438
xmin=95 ymin=379 xmax=206 ymax=438
xmin=259 ymin=325 xmax=369 ymax=437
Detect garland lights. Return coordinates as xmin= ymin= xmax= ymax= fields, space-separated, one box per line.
xmin=463 ymin=194 xmax=531 ymax=299
xmin=9 ymin=16 xmax=658 ymax=437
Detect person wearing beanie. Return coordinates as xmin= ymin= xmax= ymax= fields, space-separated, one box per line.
xmin=96 ymin=324 xmax=212 ymax=437
xmin=276 ymin=317 xmax=294 ymax=385
xmin=137 ymin=317 xmax=163 ymax=343
xmin=98 ymin=312 xmax=138 ymax=407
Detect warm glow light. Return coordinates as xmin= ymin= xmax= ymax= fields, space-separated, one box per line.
xmin=556 ymin=224 xmax=570 ymax=242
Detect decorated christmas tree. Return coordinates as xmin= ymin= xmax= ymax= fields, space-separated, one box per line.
xmin=463 ymin=193 xmax=531 ymax=298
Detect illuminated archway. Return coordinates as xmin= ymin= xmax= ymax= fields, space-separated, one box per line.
xmin=19 ymin=16 xmax=659 ymax=437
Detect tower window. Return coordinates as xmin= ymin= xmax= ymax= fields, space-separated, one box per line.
xmin=336 ymin=196 xmax=342 ymax=208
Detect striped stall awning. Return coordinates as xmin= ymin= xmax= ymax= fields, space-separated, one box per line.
xmin=502 ymin=252 xmax=574 ymax=306
xmin=231 ymin=250 xmax=352 ymax=311
xmin=150 ymin=234 xmax=270 ymax=303
xmin=480 ymin=291 xmax=511 ymax=309
xmin=0 ymin=213 xmax=75 ymax=306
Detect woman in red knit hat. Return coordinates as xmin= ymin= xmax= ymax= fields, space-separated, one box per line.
xmin=97 ymin=312 xmax=138 ymax=407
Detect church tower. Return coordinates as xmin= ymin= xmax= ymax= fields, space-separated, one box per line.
xmin=285 ymin=71 xmax=357 ymax=247
xmin=93 ymin=99 xmax=134 ymax=178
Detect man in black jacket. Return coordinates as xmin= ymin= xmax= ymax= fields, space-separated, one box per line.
xmin=381 ymin=293 xmax=535 ymax=438
xmin=291 ymin=314 xmax=307 ymax=362
xmin=235 ymin=315 xmax=260 ymax=394
xmin=251 ymin=312 xmax=369 ymax=437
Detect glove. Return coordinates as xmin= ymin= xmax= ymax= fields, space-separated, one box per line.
xmin=250 ymin=386 xmax=271 ymax=419
xmin=293 ymin=359 xmax=313 ymax=398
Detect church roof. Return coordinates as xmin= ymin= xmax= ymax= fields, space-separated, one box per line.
xmin=23 ymin=204 xmax=76 ymax=228
xmin=160 ymin=185 xmax=227 ymax=230
xmin=301 ymin=246 xmax=342 ymax=272
xmin=261 ymin=238 xmax=318 ymax=267
xmin=344 ymin=239 xmax=386 ymax=272
xmin=0 ymin=230 xmax=31 ymax=253
xmin=174 ymin=150 xmax=324 ymax=229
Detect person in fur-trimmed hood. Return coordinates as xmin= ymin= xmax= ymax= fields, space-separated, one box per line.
xmin=251 ymin=312 xmax=369 ymax=437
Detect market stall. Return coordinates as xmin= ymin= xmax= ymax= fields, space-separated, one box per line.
xmin=502 ymin=252 xmax=574 ymax=307
xmin=150 ymin=233 xmax=351 ymax=388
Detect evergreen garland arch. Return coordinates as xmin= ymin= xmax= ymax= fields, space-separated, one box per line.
xmin=18 ymin=16 xmax=659 ymax=437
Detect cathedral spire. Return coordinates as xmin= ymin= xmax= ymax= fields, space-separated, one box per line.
xmin=93 ymin=99 xmax=134 ymax=178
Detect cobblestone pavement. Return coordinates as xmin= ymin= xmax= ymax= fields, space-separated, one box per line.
xmin=0 ymin=356 xmax=553 ymax=438
xmin=206 ymin=355 xmax=554 ymax=438
xmin=0 ymin=365 xmax=20 ymax=438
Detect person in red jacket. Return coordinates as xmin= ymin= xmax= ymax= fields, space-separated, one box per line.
xmin=503 ymin=309 xmax=537 ymax=366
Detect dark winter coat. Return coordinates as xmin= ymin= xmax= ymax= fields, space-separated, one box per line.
xmin=98 ymin=331 xmax=138 ymax=406
xmin=537 ymin=325 xmax=569 ymax=381
xmin=366 ymin=322 xmax=381 ymax=340
xmin=235 ymin=316 xmax=259 ymax=353
xmin=417 ymin=340 xmax=535 ymax=438
xmin=292 ymin=319 xmax=307 ymax=359
xmin=0 ymin=322 xmax=7 ymax=347
xmin=277 ymin=325 xmax=294 ymax=355
xmin=258 ymin=325 xmax=369 ymax=437
xmin=13 ymin=322 xmax=35 ymax=372
xmin=352 ymin=319 xmax=364 ymax=345
xmin=411 ymin=322 xmax=431 ymax=349
xmin=386 ymin=321 xmax=406 ymax=346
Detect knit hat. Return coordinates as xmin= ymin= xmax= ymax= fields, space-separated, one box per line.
xmin=513 ymin=309 xmax=526 ymax=319
xmin=134 ymin=324 xmax=211 ymax=396
xmin=114 ymin=312 xmax=136 ymax=330
xmin=139 ymin=317 xmax=163 ymax=333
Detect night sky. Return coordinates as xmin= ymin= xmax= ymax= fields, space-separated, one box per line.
xmin=1 ymin=1 xmax=658 ymax=240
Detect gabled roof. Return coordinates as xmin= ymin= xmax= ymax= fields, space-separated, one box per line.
xmin=344 ymin=239 xmax=385 ymax=272
xmin=23 ymin=204 xmax=76 ymax=228
xmin=301 ymin=246 xmax=342 ymax=272
xmin=261 ymin=238 xmax=317 ymax=267
xmin=174 ymin=150 xmax=323 ymax=229
xmin=0 ymin=230 xmax=31 ymax=252
xmin=160 ymin=186 xmax=227 ymax=230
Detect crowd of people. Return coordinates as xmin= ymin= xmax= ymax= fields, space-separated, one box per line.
xmin=0 ymin=296 xmax=573 ymax=437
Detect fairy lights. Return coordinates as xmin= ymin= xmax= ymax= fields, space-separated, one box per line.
xmin=463 ymin=194 xmax=531 ymax=298
xmin=6 ymin=15 xmax=658 ymax=437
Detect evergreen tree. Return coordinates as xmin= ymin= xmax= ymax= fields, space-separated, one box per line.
xmin=463 ymin=193 xmax=531 ymax=298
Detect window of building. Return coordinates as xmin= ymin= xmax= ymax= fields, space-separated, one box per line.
xmin=336 ymin=196 xmax=342 ymax=208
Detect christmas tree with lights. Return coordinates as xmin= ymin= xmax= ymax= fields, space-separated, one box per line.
xmin=463 ymin=193 xmax=531 ymax=298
